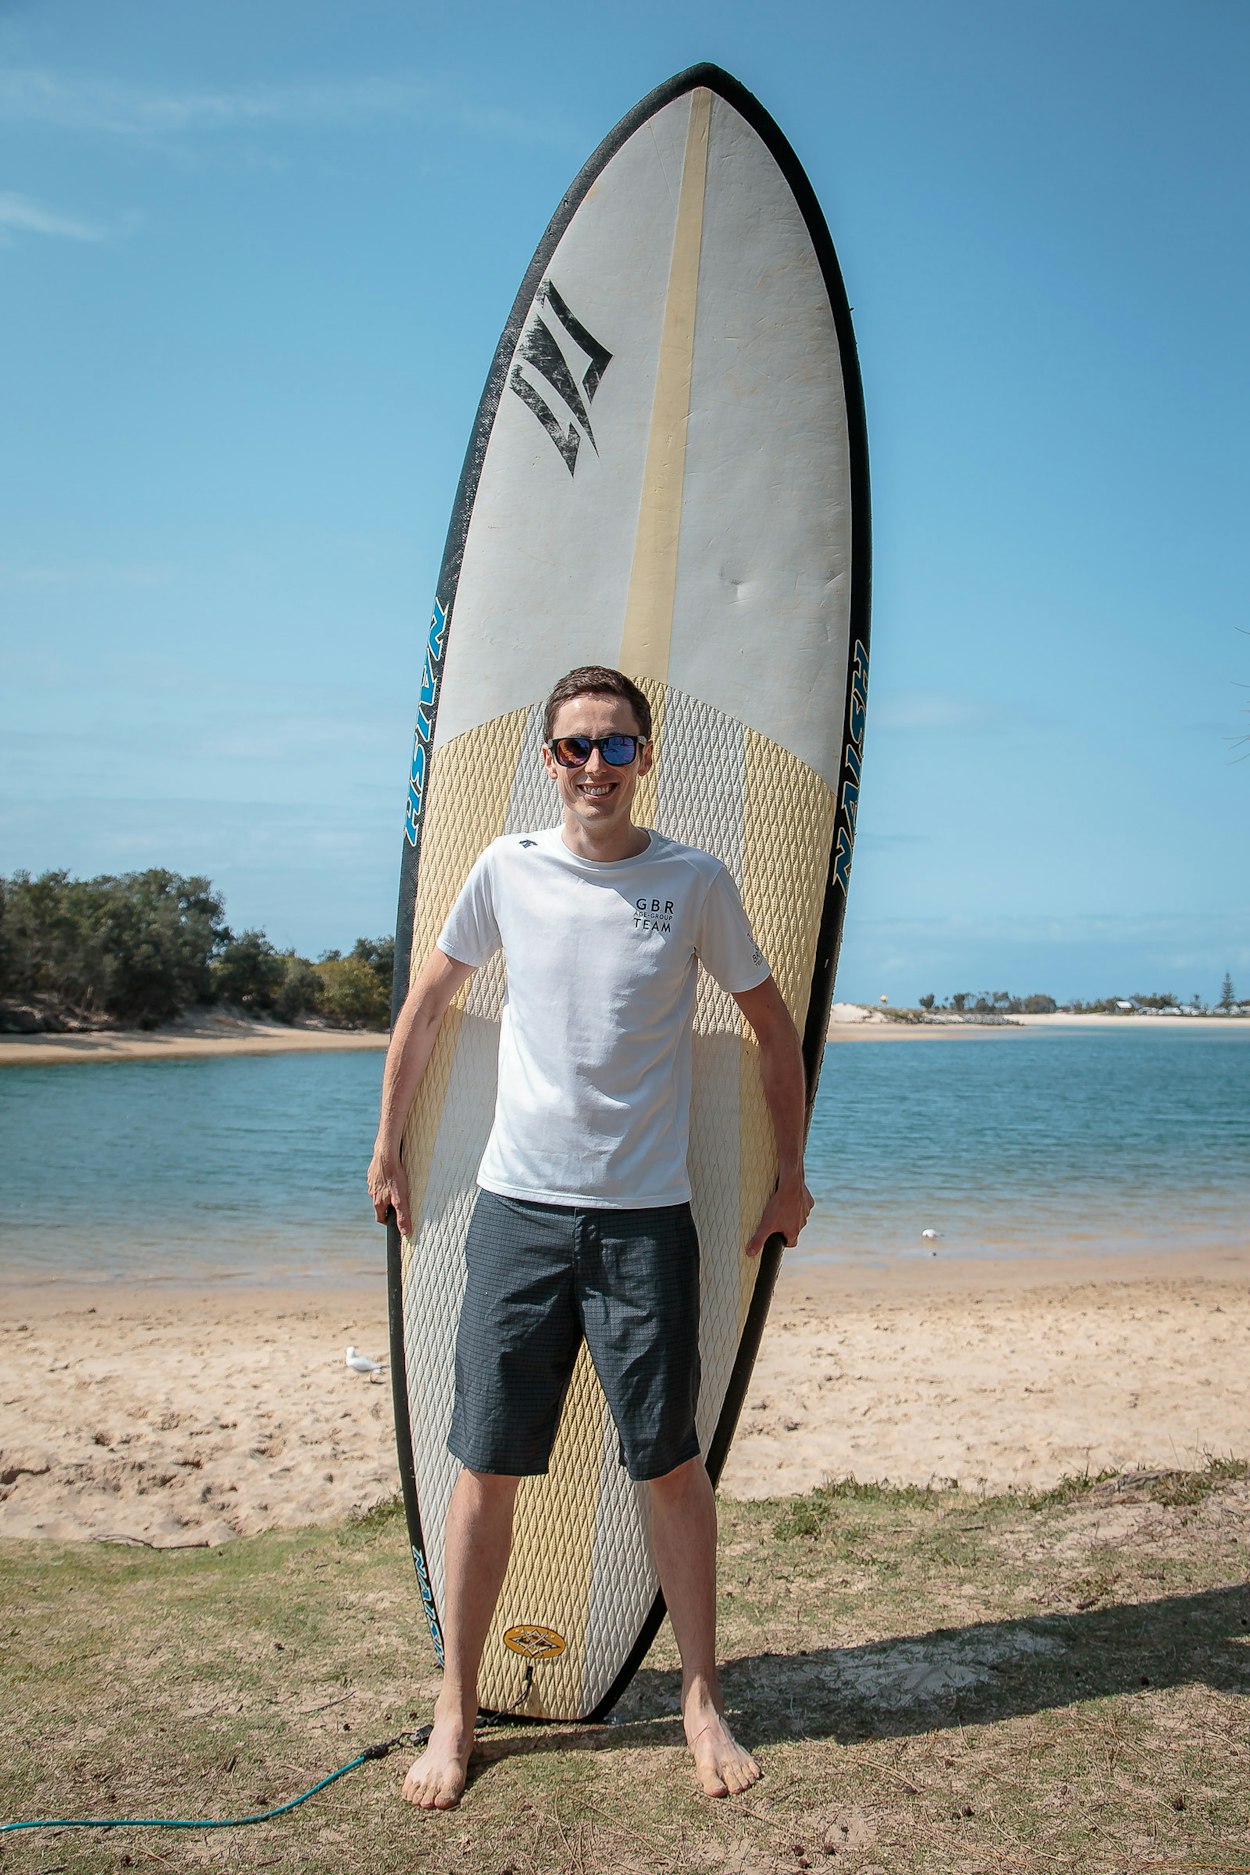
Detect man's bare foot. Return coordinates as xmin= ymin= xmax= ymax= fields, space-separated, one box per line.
xmin=401 ymin=1698 xmax=474 ymax=1810
xmin=684 ymin=1696 xmax=762 ymax=1798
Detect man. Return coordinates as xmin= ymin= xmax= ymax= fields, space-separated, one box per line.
xmin=368 ymin=664 xmax=812 ymax=1809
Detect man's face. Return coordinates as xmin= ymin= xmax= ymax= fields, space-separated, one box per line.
xmin=542 ymin=692 xmax=653 ymax=838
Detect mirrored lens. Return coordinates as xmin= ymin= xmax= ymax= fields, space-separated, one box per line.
xmin=600 ymin=735 xmax=639 ymax=766
xmin=550 ymin=734 xmax=639 ymax=768
xmin=551 ymin=736 xmax=593 ymax=767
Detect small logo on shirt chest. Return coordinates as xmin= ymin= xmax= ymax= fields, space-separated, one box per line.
xmin=634 ymin=896 xmax=675 ymax=935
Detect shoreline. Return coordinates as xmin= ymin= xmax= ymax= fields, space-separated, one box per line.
xmin=828 ymin=1004 xmax=1249 ymax=1039
xmin=2 ymin=1241 xmax=1245 ymax=1545
xmin=1 ymin=1236 xmax=1242 ymax=1302
xmin=2 ymin=1008 xmax=1246 ymax=1067
xmin=0 ymin=1018 xmax=390 ymax=1067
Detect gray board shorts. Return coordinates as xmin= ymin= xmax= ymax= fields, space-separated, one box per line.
xmin=448 ymin=1189 xmax=702 ymax=1483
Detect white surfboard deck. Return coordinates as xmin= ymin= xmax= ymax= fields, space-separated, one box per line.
xmin=388 ymin=63 xmax=870 ymax=1722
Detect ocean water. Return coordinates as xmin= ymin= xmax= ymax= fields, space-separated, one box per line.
xmin=0 ymin=1029 xmax=1246 ymax=1284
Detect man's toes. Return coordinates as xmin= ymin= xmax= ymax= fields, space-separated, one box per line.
xmin=433 ymin=1772 xmax=464 ymax=1810
xmin=695 ymin=1746 xmax=732 ymax=1796
xmin=728 ymin=1757 xmax=759 ymax=1795
xmin=408 ymin=1772 xmax=461 ymax=1811
xmin=701 ymin=1767 xmax=730 ymax=1798
xmin=402 ymin=1763 xmax=441 ymax=1808
xmin=701 ymin=1744 xmax=761 ymax=1798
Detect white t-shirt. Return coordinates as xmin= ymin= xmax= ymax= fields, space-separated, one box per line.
xmin=437 ymin=828 xmax=771 ymax=1208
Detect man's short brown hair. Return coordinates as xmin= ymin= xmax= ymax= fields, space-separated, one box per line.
xmin=542 ymin=666 xmax=652 ymax=742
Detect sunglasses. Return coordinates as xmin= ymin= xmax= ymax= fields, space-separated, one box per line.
xmin=546 ymin=734 xmax=646 ymax=768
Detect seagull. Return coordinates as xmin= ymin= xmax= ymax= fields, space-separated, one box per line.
xmin=346 ymin=1345 xmax=385 ymax=1379
xmin=921 ymin=1228 xmax=942 ymax=1242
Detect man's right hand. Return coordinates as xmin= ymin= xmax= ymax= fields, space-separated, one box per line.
xmin=366 ymin=948 xmax=476 ymax=1245
xmin=368 ymin=1147 xmax=412 ymax=1238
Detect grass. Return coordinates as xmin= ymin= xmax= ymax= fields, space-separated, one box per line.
xmin=2 ymin=1464 xmax=1248 ymax=1875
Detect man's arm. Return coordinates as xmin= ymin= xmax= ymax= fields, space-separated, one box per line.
xmin=732 ymin=976 xmax=813 ymax=1257
xmin=367 ymin=947 xmax=475 ymax=1237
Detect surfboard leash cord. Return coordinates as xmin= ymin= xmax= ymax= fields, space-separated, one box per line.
xmin=0 ymin=1707 xmax=556 ymax=1836
xmin=0 ymin=1727 xmax=428 ymax=1836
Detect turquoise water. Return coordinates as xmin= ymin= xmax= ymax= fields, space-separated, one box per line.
xmin=805 ymin=1027 xmax=1249 ymax=1263
xmin=0 ymin=1030 xmax=1246 ymax=1283
xmin=0 ymin=1051 xmax=387 ymax=1284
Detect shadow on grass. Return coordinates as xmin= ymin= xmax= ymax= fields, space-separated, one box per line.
xmin=720 ymin=1580 xmax=1250 ymax=1744
xmin=460 ymin=1581 xmax=1250 ymax=1786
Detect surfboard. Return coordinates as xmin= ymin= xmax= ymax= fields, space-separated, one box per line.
xmin=387 ymin=62 xmax=870 ymax=1723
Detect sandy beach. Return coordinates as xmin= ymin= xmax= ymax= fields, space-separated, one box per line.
xmin=0 ymin=1014 xmax=390 ymax=1069
xmin=3 ymin=1007 xmax=1246 ymax=1069
xmin=2 ymin=1245 xmax=1245 ymax=1547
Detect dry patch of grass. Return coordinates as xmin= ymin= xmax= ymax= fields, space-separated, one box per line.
xmin=2 ymin=1463 xmax=1248 ymax=1874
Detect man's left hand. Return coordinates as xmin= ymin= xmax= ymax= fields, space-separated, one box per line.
xmin=745 ymin=1175 xmax=814 ymax=1257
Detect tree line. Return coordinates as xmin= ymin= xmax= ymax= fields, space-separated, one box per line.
xmin=0 ymin=869 xmax=394 ymax=1033
xmin=916 ymin=984 xmax=1240 ymax=1015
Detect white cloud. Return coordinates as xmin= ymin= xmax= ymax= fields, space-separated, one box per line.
xmin=0 ymin=187 xmax=110 ymax=242
xmin=0 ymin=68 xmax=570 ymax=148
xmin=871 ymin=688 xmax=1025 ymax=734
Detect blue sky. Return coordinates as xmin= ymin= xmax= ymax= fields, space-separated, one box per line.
xmin=2 ymin=0 xmax=1246 ymax=1004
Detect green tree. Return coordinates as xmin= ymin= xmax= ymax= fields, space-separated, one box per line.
xmin=0 ymin=870 xmax=94 ymax=1005
xmin=315 ymin=955 xmax=390 ymax=1029
xmin=1219 ymin=972 xmax=1236 ymax=1012
xmin=351 ymin=935 xmax=395 ymax=994
xmin=1 ymin=868 xmax=228 ymax=1027
xmin=274 ymin=954 xmax=324 ymax=1024
xmin=214 ymin=930 xmax=287 ymax=1012
xmin=0 ymin=871 xmax=404 ymax=1032
xmin=91 ymin=871 xmax=227 ymax=1026
xmin=919 ymin=993 xmax=935 ymax=1010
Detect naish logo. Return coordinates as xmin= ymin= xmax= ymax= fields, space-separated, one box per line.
xmin=503 ymin=1623 xmax=566 ymax=1662
xmin=635 ymin=895 xmax=675 ymax=935
xmin=833 ymin=638 xmax=869 ymax=896
xmin=509 ymin=279 xmax=612 ymax=476
xmin=412 ymin=1544 xmax=444 ymax=1664
xmin=404 ymin=597 xmax=449 ymax=847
